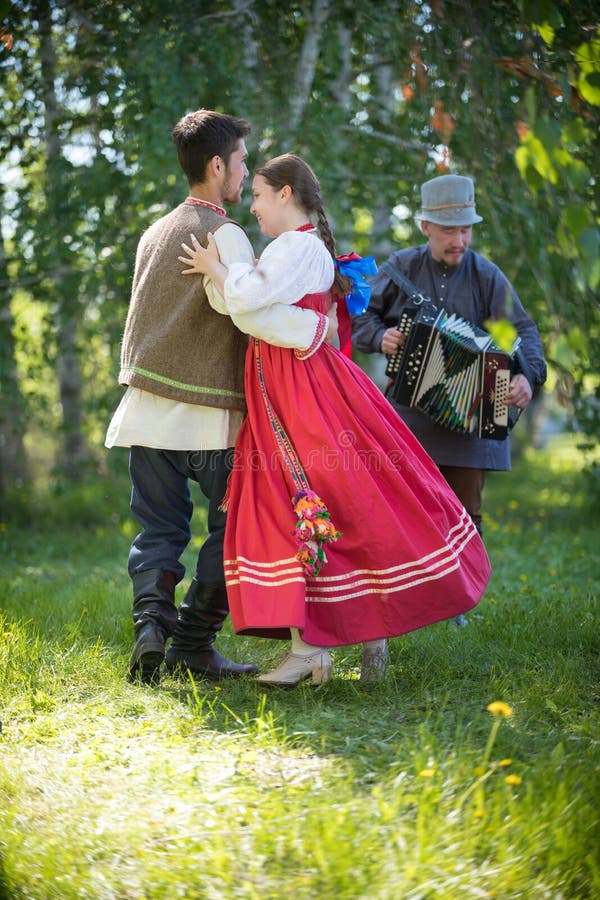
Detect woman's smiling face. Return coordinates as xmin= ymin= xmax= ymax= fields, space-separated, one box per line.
xmin=249 ymin=174 xmax=287 ymax=238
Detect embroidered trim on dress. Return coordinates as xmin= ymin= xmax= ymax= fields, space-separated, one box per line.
xmin=252 ymin=338 xmax=340 ymax=575
xmin=295 ymin=313 xmax=328 ymax=360
xmin=224 ymin=510 xmax=479 ymax=596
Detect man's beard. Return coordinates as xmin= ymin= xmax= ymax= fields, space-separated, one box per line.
xmin=222 ymin=171 xmax=242 ymax=205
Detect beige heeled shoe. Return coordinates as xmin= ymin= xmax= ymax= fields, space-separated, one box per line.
xmin=360 ymin=640 xmax=388 ymax=682
xmin=256 ymin=650 xmax=333 ymax=687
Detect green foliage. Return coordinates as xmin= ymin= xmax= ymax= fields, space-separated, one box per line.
xmin=576 ymin=32 xmax=600 ymax=104
xmin=1 ymin=0 xmax=599 ymax=490
xmin=512 ymin=13 xmax=600 ymax=469
xmin=0 ymin=441 xmax=599 ymax=897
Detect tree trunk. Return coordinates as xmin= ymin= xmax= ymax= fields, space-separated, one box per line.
xmin=232 ymin=0 xmax=259 ymax=72
xmin=37 ymin=0 xmax=88 ymax=478
xmin=287 ymin=0 xmax=331 ymax=136
xmin=0 ymin=185 xmax=29 ymax=503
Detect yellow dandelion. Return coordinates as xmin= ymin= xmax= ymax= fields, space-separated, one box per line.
xmin=473 ymin=808 xmax=485 ymax=818
xmin=487 ymin=701 xmax=513 ymax=718
xmin=473 ymin=765 xmax=485 ymax=776
xmin=418 ymin=768 xmax=435 ymax=778
xmin=504 ymin=774 xmax=522 ymax=786
xmin=498 ymin=758 xmax=512 ymax=767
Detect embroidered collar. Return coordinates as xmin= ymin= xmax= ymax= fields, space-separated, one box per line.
xmin=296 ymin=223 xmax=316 ymax=233
xmin=185 ymin=196 xmax=226 ymax=216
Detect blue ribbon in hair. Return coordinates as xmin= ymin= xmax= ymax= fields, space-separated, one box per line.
xmin=334 ymin=253 xmax=378 ymax=314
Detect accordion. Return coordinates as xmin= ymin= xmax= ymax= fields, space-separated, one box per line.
xmin=384 ymin=286 xmax=524 ymax=441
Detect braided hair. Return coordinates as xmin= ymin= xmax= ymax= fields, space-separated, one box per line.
xmin=254 ymin=154 xmax=353 ymax=298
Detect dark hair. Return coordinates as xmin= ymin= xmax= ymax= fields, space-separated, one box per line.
xmin=172 ymin=109 xmax=251 ymax=186
xmin=255 ymin=153 xmax=352 ymax=298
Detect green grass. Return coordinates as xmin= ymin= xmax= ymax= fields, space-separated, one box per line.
xmin=0 ymin=437 xmax=599 ymax=899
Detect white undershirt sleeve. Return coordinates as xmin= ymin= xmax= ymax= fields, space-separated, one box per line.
xmin=205 ymin=223 xmax=326 ymax=351
xmin=224 ymin=231 xmax=335 ymax=314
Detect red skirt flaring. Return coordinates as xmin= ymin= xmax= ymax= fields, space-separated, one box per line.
xmin=223 ymin=332 xmax=491 ymax=647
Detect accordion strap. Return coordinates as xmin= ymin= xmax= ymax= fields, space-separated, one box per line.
xmin=380 ymin=262 xmax=435 ymax=308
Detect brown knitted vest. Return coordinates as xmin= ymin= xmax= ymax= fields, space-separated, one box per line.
xmin=119 ymin=202 xmax=248 ymax=411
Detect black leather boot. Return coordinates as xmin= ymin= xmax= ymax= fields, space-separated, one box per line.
xmin=165 ymin=578 xmax=258 ymax=679
xmin=129 ymin=569 xmax=178 ymax=684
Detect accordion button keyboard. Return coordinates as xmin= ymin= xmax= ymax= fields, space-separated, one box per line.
xmin=492 ymin=369 xmax=511 ymax=427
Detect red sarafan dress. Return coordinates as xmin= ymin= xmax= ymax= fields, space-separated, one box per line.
xmin=221 ymin=227 xmax=491 ymax=647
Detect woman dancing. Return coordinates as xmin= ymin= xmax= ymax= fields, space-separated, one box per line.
xmin=178 ymin=153 xmax=491 ymax=686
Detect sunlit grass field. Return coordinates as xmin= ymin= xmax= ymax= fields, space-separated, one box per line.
xmin=0 ymin=435 xmax=598 ymax=899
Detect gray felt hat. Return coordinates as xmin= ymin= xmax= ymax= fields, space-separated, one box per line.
xmin=416 ymin=174 xmax=483 ymax=226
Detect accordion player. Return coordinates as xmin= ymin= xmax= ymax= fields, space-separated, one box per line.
xmin=384 ymin=286 xmax=526 ymax=441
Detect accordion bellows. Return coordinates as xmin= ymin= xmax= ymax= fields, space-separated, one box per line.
xmin=385 ymin=300 xmax=522 ymax=440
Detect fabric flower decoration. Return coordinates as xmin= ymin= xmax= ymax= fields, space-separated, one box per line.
xmin=292 ymin=489 xmax=341 ymax=576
